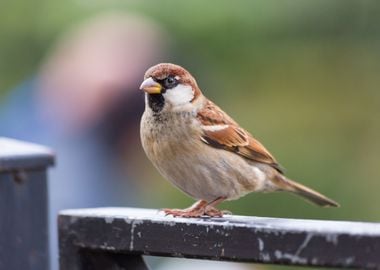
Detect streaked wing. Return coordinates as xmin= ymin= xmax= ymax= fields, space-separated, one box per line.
xmin=197 ymin=100 xmax=283 ymax=173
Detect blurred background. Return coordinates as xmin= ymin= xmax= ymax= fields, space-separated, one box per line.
xmin=1 ymin=1 xmax=380 ymax=269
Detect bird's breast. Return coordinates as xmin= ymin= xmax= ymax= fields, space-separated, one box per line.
xmin=140 ymin=110 xmax=201 ymax=163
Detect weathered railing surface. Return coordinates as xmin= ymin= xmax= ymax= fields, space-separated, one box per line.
xmin=59 ymin=207 xmax=380 ymax=269
xmin=0 ymin=138 xmax=55 ymax=270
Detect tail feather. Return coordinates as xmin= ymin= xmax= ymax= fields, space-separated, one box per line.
xmin=277 ymin=176 xmax=339 ymax=207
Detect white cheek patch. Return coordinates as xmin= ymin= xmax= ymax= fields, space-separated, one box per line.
xmin=163 ymin=84 xmax=194 ymax=106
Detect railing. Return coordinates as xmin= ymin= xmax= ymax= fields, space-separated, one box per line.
xmin=59 ymin=207 xmax=380 ymax=270
xmin=0 ymin=138 xmax=54 ymax=270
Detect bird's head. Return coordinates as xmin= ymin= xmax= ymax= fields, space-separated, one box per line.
xmin=139 ymin=63 xmax=202 ymax=112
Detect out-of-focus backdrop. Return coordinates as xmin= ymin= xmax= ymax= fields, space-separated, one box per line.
xmin=1 ymin=1 xmax=380 ymax=270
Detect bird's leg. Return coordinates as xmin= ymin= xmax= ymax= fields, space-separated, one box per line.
xmin=204 ymin=196 xmax=231 ymax=217
xmin=163 ymin=200 xmax=208 ymax=217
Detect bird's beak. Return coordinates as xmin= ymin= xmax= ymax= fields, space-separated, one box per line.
xmin=139 ymin=77 xmax=162 ymax=94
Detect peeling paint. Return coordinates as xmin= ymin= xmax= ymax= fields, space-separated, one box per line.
xmin=274 ymin=250 xmax=307 ymax=264
xmin=99 ymin=243 xmax=116 ymax=251
xmin=129 ymin=220 xmax=142 ymax=250
xmin=258 ymin=238 xmax=264 ymax=251
xmin=325 ymin=234 xmax=339 ymax=245
xmin=344 ymin=256 xmax=355 ymax=265
xmin=163 ymin=221 xmax=177 ymax=227
xmin=70 ymin=216 xmax=78 ymax=224
xmin=260 ymin=253 xmax=271 ymax=262
xmin=104 ymin=217 xmax=114 ymax=224
xmin=172 ymin=252 xmax=184 ymax=258
xmin=295 ymin=234 xmax=313 ymax=257
xmin=272 ymin=234 xmax=313 ymax=264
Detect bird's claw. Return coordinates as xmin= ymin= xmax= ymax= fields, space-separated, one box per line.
xmin=162 ymin=206 xmax=231 ymax=218
xmin=162 ymin=208 xmax=205 ymax=217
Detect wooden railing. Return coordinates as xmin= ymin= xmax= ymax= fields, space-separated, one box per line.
xmin=59 ymin=207 xmax=380 ymax=269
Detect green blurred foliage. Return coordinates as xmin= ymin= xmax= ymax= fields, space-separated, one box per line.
xmin=1 ymin=1 xmax=380 ymax=269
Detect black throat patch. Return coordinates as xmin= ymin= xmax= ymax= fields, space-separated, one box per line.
xmin=148 ymin=94 xmax=165 ymax=113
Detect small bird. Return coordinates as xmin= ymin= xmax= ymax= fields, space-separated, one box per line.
xmin=140 ymin=63 xmax=339 ymax=217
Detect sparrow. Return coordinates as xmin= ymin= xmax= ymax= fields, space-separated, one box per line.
xmin=139 ymin=63 xmax=339 ymax=217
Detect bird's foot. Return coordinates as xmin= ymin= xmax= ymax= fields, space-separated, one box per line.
xmin=204 ymin=206 xmax=232 ymax=217
xmin=162 ymin=199 xmax=231 ymax=218
xmin=163 ymin=200 xmax=208 ymax=217
xmin=163 ymin=208 xmax=205 ymax=217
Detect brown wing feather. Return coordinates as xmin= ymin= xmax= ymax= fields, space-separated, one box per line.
xmin=197 ymin=100 xmax=284 ymax=173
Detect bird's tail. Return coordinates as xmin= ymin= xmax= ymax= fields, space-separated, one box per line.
xmin=275 ymin=175 xmax=339 ymax=207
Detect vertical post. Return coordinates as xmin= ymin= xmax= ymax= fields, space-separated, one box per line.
xmin=0 ymin=138 xmax=54 ymax=270
xmin=59 ymin=215 xmax=150 ymax=270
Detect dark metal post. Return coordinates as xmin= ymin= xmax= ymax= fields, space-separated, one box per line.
xmin=0 ymin=138 xmax=54 ymax=270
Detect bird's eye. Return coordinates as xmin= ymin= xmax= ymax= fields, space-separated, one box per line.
xmin=164 ymin=76 xmax=177 ymax=88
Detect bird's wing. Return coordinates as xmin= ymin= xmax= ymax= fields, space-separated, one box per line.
xmin=197 ymin=100 xmax=284 ymax=173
